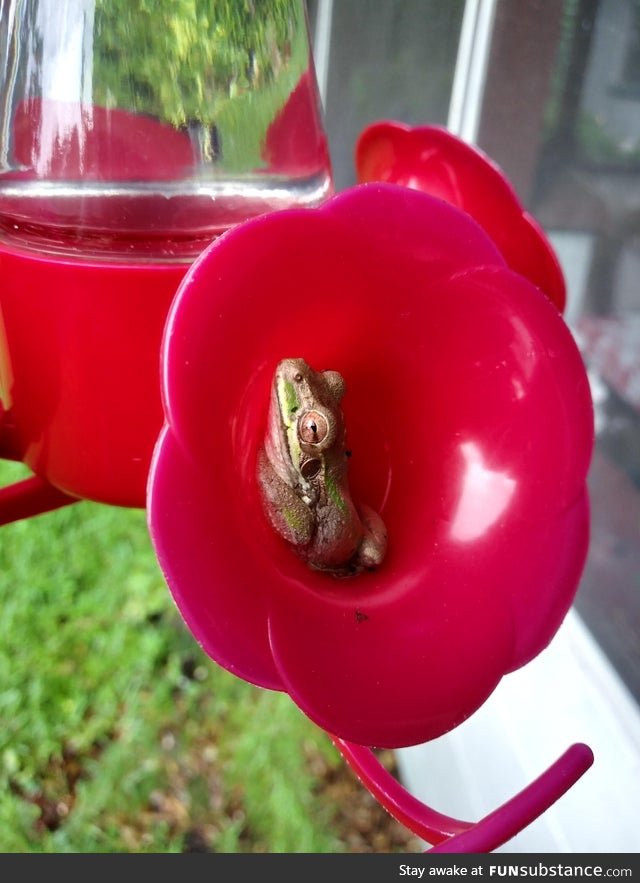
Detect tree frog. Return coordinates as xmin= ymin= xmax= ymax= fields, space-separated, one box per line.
xmin=257 ymin=358 xmax=387 ymax=577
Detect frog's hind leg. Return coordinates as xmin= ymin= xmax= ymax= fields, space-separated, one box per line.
xmin=257 ymin=449 xmax=315 ymax=549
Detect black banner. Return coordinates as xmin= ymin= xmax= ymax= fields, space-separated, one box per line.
xmin=0 ymin=852 xmax=636 ymax=881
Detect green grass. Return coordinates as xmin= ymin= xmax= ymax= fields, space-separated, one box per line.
xmin=0 ymin=461 xmax=346 ymax=853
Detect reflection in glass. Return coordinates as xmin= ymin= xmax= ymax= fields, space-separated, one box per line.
xmin=529 ymin=0 xmax=640 ymax=702
xmin=0 ymin=0 xmax=332 ymax=260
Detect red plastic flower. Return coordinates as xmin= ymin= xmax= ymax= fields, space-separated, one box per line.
xmin=356 ymin=120 xmax=566 ymax=312
xmin=147 ymin=182 xmax=593 ymax=749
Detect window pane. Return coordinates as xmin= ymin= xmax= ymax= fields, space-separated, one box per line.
xmin=322 ymin=0 xmax=465 ymax=189
xmin=527 ymin=0 xmax=640 ymax=703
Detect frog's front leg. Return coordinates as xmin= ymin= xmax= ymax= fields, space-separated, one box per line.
xmin=355 ymin=503 xmax=388 ymax=570
xmin=257 ymin=449 xmax=315 ymax=549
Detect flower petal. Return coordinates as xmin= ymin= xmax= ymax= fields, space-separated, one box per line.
xmin=149 ymin=182 xmax=592 ymax=748
xmin=268 ymin=556 xmax=515 ymax=748
xmin=356 ymin=121 xmax=566 ymax=311
xmin=161 ymin=183 xmax=507 ymax=470
xmin=148 ymin=425 xmax=282 ymax=690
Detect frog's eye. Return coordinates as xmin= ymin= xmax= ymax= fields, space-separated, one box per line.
xmin=298 ymin=409 xmax=329 ymax=445
xmin=294 ymin=372 xmax=303 ymax=382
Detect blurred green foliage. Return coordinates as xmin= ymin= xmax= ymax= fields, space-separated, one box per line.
xmin=0 ymin=461 xmax=342 ymax=852
xmin=94 ymin=0 xmax=303 ymax=127
xmin=91 ymin=0 xmax=312 ymax=171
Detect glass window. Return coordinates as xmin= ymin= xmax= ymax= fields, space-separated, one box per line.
xmin=316 ymin=0 xmax=640 ymax=851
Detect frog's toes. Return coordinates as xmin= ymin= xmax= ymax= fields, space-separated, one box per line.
xmin=356 ymin=503 xmax=387 ymax=570
xmin=358 ymin=536 xmax=385 ymax=570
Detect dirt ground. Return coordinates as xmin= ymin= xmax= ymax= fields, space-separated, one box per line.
xmin=307 ymin=747 xmax=424 ymax=854
xmin=171 ymin=743 xmax=425 ymax=854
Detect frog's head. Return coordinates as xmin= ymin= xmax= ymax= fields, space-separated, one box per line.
xmin=271 ymin=358 xmax=346 ymax=480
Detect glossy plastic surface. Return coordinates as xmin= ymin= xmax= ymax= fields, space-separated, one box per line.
xmin=147 ymin=182 xmax=594 ymax=749
xmin=0 ymin=474 xmax=78 ymax=524
xmin=0 ymin=242 xmax=186 ymax=506
xmin=356 ymin=121 xmax=566 ymax=312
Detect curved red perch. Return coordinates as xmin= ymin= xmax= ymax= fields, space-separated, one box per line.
xmin=334 ymin=738 xmax=594 ymax=852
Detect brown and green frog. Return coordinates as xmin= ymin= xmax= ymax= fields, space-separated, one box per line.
xmin=257 ymin=358 xmax=387 ymax=577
